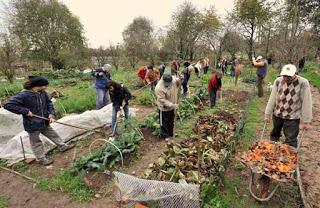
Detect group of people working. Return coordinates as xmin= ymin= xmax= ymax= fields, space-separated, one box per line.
xmin=3 ymin=56 xmax=313 ymax=179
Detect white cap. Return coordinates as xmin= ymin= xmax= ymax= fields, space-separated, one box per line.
xmin=280 ymin=64 xmax=297 ymax=77
xmin=256 ymin=56 xmax=263 ymax=61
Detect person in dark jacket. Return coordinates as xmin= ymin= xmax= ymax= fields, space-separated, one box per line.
xmin=298 ymin=57 xmax=305 ymax=72
xmin=159 ymin=63 xmax=166 ymax=78
xmin=4 ymin=76 xmax=74 ymax=165
xmin=208 ymin=71 xmax=222 ymax=107
xmin=182 ymin=61 xmax=191 ymax=94
xmin=92 ymin=64 xmax=112 ymax=109
xmin=107 ymin=80 xmax=132 ymax=136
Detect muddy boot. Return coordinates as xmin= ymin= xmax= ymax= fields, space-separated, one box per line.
xmin=38 ymin=158 xmax=54 ymax=166
xmin=59 ymin=143 xmax=75 ymax=152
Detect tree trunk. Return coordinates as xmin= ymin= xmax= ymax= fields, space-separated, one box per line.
xmin=249 ymin=22 xmax=255 ymax=59
xmin=265 ymin=26 xmax=271 ymax=58
xmin=50 ymin=58 xmax=65 ymax=70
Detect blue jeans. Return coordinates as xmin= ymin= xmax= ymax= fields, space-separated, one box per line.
xmin=111 ymin=105 xmax=129 ymax=134
xmin=96 ymin=88 xmax=109 ymax=110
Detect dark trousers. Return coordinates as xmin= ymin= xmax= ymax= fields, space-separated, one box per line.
xmin=194 ymin=67 xmax=200 ymax=78
xmin=222 ymin=66 xmax=226 ymax=75
xmin=159 ymin=109 xmax=174 ymax=139
xmin=204 ymin=66 xmax=209 ymax=74
xmin=256 ymin=73 xmax=265 ymax=97
xmin=182 ymin=81 xmax=188 ymax=94
xmin=209 ymin=90 xmax=217 ymax=108
xmin=270 ymin=115 xmax=300 ymax=148
xmin=150 ymin=81 xmax=157 ymax=91
xmin=182 ymin=74 xmax=189 ymax=94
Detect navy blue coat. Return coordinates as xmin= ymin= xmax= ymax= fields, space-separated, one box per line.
xmin=92 ymin=68 xmax=111 ymax=89
xmin=4 ymin=90 xmax=54 ymax=132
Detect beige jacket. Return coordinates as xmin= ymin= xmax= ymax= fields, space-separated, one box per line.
xmin=155 ymin=75 xmax=180 ymax=112
xmin=265 ymin=76 xmax=312 ymax=123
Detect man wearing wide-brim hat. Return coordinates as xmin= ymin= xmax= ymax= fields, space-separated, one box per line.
xmin=262 ymin=64 xmax=312 ymax=198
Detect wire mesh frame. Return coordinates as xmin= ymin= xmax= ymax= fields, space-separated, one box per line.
xmin=114 ymin=171 xmax=200 ymax=208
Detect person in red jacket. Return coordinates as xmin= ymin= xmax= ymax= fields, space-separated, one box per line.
xmin=137 ymin=66 xmax=147 ymax=85
xmin=208 ymin=71 xmax=222 ymax=107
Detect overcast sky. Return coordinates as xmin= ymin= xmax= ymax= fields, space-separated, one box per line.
xmin=60 ymin=0 xmax=235 ymax=48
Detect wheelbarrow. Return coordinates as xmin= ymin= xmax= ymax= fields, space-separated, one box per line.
xmin=248 ymin=123 xmax=305 ymax=202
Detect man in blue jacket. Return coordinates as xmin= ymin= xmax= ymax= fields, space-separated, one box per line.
xmin=252 ymin=56 xmax=268 ymax=97
xmin=92 ymin=64 xmax=112 ymax=109
xmin=4 ymin=76 xmax=74 ymax=165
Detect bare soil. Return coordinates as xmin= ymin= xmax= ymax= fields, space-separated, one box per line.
xmin=299 ymin=86 xmax=320 ymax=208
xmin=223 ymin=93 xmax=302 ymax=208
xmin=0 ymin=104 xmax=167 ymax=208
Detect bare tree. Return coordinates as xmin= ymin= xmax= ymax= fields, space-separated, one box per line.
xmin=231 ymin=0 xmax=270 ymax=59
xmin=0 ymin=33 xmax=20 ymax=83
xmin=122 ymin=16 xmax=156 ymax=68
xmin=108 ymin=43 xmax=123 ymax=70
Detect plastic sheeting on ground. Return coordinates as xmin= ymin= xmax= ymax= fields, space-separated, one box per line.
xmin=0 ymin=104 xmax=137 ymax=164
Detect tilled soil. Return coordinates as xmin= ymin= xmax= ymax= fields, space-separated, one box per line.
xmin=299 ymin=86 xmax=320 ymax=208
xmin=0 ymin=104 xmax=167 ymax=208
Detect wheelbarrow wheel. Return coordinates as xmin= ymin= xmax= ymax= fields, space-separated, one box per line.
xmin=249 ymin=170 xmax=280 ymax=202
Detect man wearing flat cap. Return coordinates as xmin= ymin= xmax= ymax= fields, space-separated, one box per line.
xmin=4 ymin=76 xmax=74 ymax=165
xmin=155 ymin=68 xmax=180 ymax=141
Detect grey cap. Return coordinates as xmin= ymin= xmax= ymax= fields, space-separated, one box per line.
xmin=163 ymin=74 xmax=173 ymax=87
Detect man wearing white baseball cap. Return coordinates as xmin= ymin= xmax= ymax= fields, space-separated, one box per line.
xmin=261 ymin=64 xmax=312 ymax=198
xmin=265 ymin=64 xmax=312 ymax=147
xmin=252 ymin=55 xmax=268 ymax=97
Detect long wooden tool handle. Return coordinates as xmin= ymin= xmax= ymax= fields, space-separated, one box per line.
xmin=32 ymin=115 xmax=103 ymax=133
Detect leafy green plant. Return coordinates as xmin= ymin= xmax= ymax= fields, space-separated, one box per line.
xmin=0 ymin=195 xmax=7 ymax=208
xmin=140 ymin=112 xmax=160 ymax=136
xmin=0 ymin=81 xmax=23 ymax=99
xmin=241 ymin=76 xmax=256 ymax=84
xmin=177 ymin=98 xmax=199 ymax=121
xmin=37 ymin=170 xmax=93 ymax=202
xmin=233 ymin=162 xmax=245 ymax=171
xmin=136 ymin=90 xmax=156 ymax=105
xmin=194 ymin=87 xmax=209 ymax=100
xmin=12 ymin=161 xmax=26 ymax=171
xmin=73 ymin=120 xmax=143 ymax=173
xmin=0 ymin=160 xmax=8 ymax=167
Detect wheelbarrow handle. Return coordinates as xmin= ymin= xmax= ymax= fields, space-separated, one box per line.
xmin=260 ymin=122 xmax=267 ymax=140
xmin=297 ymin=130 xmax=305 ymax=152
xmin=249 ymin=170 xmax=280 ymax=202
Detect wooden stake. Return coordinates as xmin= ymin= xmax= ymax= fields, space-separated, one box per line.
xmin=0 ymin=166 xmax=37 ymax=183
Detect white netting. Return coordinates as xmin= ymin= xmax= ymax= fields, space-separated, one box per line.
xmin=0 ymin=105 xmax=137 ymax=163
xmin=114 ymin=171 xmax=200 ymax=208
